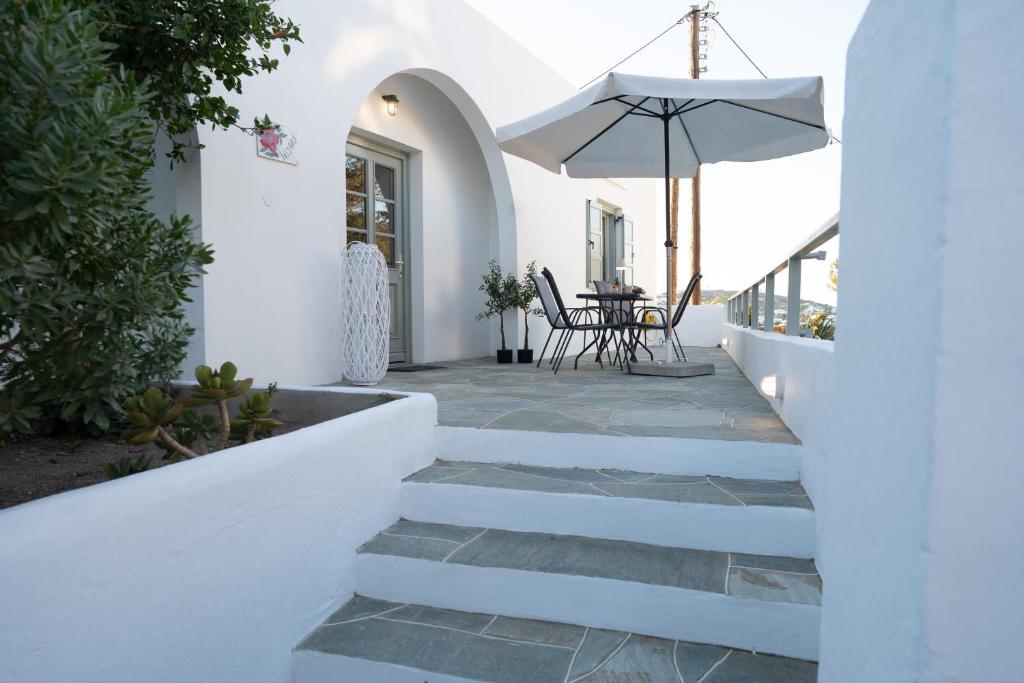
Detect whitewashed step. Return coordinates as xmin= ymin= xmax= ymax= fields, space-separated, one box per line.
xmin=355 ymin=521 xmax=821 ymax=661
xmin=293 ymin=596 xmax=818 ymax=682
xmin=402 ymin=461 xmax=816 ymax=558
xmin=437 ymin=425 xmax=803 ymax=480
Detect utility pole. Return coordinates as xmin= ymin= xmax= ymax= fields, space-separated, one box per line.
xmin=688 ymin=3 xmax=703 ymax=306
xmin=669 ymin=4 xmax=704 ymax=307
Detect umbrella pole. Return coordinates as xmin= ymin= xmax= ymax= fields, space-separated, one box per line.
xmin=662 ymin=107 xmax=674 ymax=363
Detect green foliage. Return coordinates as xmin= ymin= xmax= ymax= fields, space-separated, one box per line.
xmin=121 ymin=387 xmax=184 ymax=445
xmin=0 ymin=393 xmax=41 ymax=435
xmin=184 ymin=362 xmax=253 ymax=406
xmin=103 ymin=454 xmax=151 ymax=480
xmin=162 ymin=409 xmax=218 ymax=458
xmin=88 ymin=0 xmax=302 ymax=162
xmin=803 ymin=311 xmax=836 ymax=341
xmin=509 ymin=261 xmax=544 ymax=350
xmin=476 ymin=260 xmax=518 ymax=351
xmin=230 ymin=391 xmax=282 ymax=443
xmin=0 ymin=0 xmax=213 ymax=434
xmin=120 ymin=361 xmax=276 ymax=457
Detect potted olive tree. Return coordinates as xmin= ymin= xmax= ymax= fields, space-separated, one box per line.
xmin=477 ymin=259 xmax=517 ymax=363
xmin=512 ymin=261 xmax=544 ymax=364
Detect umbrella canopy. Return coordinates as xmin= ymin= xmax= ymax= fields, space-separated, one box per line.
xmin=495 ymin=72 xmax=829 ymax=366
xmin=496 ymin=72 xmax=829 ymax=178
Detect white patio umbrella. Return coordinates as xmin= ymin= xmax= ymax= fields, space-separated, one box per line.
xmin=496 ymin=72 xmax=829 ymax=364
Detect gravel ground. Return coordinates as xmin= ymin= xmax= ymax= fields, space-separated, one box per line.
xmin=0 ymin=435 xmax=167 ymax=510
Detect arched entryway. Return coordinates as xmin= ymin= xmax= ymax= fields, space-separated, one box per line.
xmin=345 ymin=69 xmax=517 ymax=363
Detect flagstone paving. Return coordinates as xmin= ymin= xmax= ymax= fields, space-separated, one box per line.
xmin=359 ymin=520 xmax=821 ymax=605
xmin=407 ymin=460 xmax=814 ymax=509
xmin=297 ymin=596 xmax=819 ymax=682
xmin=346 ymin=346 xmax=797 ymax=443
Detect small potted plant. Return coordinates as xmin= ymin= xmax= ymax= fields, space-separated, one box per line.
xmin=511 ymin=261 xmax=544 ymax=364
xmin=477 ymin=259 xmax=517 ymax=363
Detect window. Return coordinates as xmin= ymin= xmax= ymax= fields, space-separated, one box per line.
xmin=586 ymin=200 xmax=635 ymax=287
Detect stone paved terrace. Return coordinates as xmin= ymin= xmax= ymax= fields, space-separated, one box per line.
xmin=357 ymin=347 xmax=797 ymax=443
xmin=298 ymin=595 xmax=819 ymax=682
xmin=360 ymin=520 xmax=822 ymax=605
xmin=408 ymin=460 xmax=813 ymax=509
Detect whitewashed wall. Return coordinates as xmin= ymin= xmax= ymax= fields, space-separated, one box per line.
xmin=677 ymin=304 xmax=725 ymax=347
xmin=0 ymin=389 xmax=436 ymax=683
xmin=722 ymin=325 xmax=833 ymax=562
xmin=818 ymin=1 xmax=1024 ymax=681
xmin=157 ymin=0 xmax=657 ymax=383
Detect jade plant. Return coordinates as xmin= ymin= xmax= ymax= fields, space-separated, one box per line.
xmin=183 ymin=362 xmax=254 ymax=450
xmin=231 ymin=390 xmax=282 ymax=443
xmin=120 ymin=361 xmax=277 ymax=461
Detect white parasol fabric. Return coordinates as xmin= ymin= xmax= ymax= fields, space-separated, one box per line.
xmin=495 ymin=72 xmax=829 ymax=366
xmin=496 ymin=72 xmax=829 ymax=179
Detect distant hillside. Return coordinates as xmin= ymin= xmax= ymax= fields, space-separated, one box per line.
xmin=656 ymin=289 xmax=833 ymax=323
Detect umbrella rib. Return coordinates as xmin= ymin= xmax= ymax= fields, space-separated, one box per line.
xmin=562 ymin=96 xmax=652 ymax=164
xmin=614 ymin=96 xmax=662 ymax=117
xmin=668 ymin=98 xmax=695 ymax=117
xmin=676 ymin=99 xmax=719 ymax=116
xmin=671 ymin=99 xmax=702 ymax=165
xmin=717 ymin=100 xmax=827 ymax=132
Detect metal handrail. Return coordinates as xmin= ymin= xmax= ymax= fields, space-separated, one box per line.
xmin=726 ymin=213 xmax=839 ymax=336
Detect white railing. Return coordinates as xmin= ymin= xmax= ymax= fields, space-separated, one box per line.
xmin=726 ymin=214 xmax=839 ymax=336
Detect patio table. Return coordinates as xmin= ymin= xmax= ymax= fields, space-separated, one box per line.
xmin=576 ymin=292 xmax=652 ymax=370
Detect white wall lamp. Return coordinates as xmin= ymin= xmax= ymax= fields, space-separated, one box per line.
xmin=760 ymin=373 xmax=784 ymax=399
xmin=382 ymin=94 xmax=399 ymax=117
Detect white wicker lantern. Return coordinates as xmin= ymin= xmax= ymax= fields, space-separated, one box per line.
xmin=340 ymin=242 xmax=390 ymax=385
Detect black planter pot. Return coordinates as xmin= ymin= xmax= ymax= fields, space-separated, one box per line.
xmin=517 ymin=349 xmax=533 ymax=364
xmin=496 ymin=349 xmax=513 ymax=364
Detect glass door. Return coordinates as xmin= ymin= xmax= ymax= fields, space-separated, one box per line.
xmin=345 ymin=141 xmax=407 ymax=363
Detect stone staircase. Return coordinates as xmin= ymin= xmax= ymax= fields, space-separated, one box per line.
xmin=293 ymin=442 xmax=820 ymax=682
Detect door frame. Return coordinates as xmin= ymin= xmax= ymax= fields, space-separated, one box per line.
xmin=346 ymin=134 xmax=412 ymax=363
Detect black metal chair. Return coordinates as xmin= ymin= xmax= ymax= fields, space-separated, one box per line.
xmin=592 ymin=280 xmax=636 ymax=365
xmin=630 ymin=272 xmax=702 ymax=362
xmin=531 ymin=272 xmax=600 ymax=369
xmin=537 ymin=268 xmax=619 ymax=374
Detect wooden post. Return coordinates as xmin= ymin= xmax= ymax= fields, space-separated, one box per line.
xmin=689 ymin=4 xmax=702 ymax=306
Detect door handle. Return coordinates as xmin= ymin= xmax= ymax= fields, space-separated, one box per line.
xmin=395 ymin=258 xmax=404 ymax=277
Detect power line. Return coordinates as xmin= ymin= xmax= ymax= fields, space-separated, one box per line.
xmin=710 ymin=17 xmax=767 ymax=79
xmin=711 ymin=16 xmax=841 ymax=145
xmin=577 ymin=15 xmax=689 ymax=90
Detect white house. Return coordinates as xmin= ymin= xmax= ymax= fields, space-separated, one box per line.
xmin=151 ymin=0 xmax=659 ymax=386
xmin=2 ymin=1 xmax=1021 ymax=682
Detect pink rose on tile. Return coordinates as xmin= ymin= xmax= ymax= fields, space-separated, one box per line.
xmin=259 ymin=128 xmax=281 ymax=153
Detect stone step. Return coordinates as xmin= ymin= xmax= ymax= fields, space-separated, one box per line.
xmin=355 ymin=521 xmax=822 ymax=660
xmin=402 ymin=461 xmax=816 ymax=557
xmin=437 ymin=425 xmax=803 ymax=481
xmin=293 ymin=595 xmax=818 ymax=683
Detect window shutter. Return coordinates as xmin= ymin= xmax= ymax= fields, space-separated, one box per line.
xmin=586 ymin=200 xmax=603 ymax=287
xmin=621 ymin=215 xmax=636 ymax=286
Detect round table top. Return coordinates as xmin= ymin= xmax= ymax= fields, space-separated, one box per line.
xmin=576 ymin=291 xmax=652 ymax=301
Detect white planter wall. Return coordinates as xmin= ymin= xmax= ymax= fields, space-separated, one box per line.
xmin=722 ymin=324 xmax=834 ymax=568
xmin=0 ymin=388 xmax=437 ymax=683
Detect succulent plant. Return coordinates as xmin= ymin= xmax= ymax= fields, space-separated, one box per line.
xmin=122 ymin=387 xmax=195 ymax=459
xmin=185 ymin=361 xmax=253 ymax=449
xmin=103 ymin=455 xmax=151 ymax=480
xmin=184 ymin=362 xmax=254 ymax=406
xmin=231 ymin=391 xmax=282 ymax=443
xmin=163 ymin=409 xmax=218 ymax=457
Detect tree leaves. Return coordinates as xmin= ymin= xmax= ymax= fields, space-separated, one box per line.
xmin=86 ymin=0 xmax=302 ymax=162
xmin=0 ymin=0 xmax=214 ymax=433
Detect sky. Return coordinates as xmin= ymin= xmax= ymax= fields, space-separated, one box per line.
xmin=463 ymin=0 xmax=870 ymax=305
